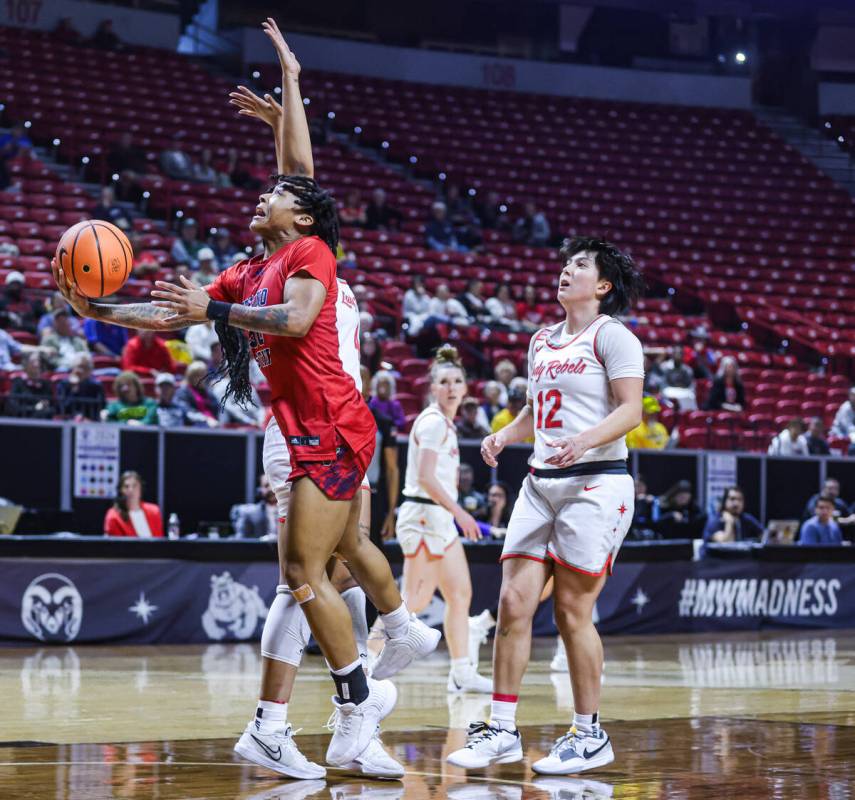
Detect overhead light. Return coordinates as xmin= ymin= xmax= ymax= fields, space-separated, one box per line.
xmin=734 ymin=52 xmax=746 ymax=64
xmin=252 ymin=70 xmax=260 ymax=79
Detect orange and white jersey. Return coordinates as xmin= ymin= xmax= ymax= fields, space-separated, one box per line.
xmin=336 ymin=277 xmax=362 ymax=391
xmin=402 ymin=405 xmax=459 ymax=501
xmin=527 ymin=315 xmax=644 ymax=469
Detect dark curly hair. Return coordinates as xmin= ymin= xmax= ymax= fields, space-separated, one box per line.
xmin=559 ymin=236 xmax=644 ymax=316
xmin=268 ymin=173 xmax=339 ymax=255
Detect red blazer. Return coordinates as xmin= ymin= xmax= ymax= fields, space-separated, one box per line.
xmin=104 ymin=503 xmax=164 ymax=538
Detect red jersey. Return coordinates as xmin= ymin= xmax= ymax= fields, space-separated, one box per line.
xmin=207 ymin=236 xmax=376 ymax=462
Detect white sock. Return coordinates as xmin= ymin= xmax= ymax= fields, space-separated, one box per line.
xmin=341 ymin=586 xmax=369 ymax=664
xmin=490 ymin=697 xmax=517 ymax=731
xmin=450 ymin=657 xmax=472 ymax=679
xmin=255 ymin=699 xmax=287 ymax=734
xmin=574 ymin=711 xmax=599 ymax=734
xmin=380 ymin=602 xmax=410 ymax=639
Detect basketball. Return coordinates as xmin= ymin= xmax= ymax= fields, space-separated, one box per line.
xmin=55 ymin=220 xmax=134 ymax=298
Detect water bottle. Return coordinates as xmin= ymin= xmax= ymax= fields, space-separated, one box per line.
xmin=167 ymin=513 xmax=180 ymax=541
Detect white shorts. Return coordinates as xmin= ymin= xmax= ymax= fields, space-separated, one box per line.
xmin=396 ymin=500 xmax=458 ymax=558
xmin=501 ymin=472 xmax=634 ymax=576
xmin=262 ymin=417 xmax=369 ymax=522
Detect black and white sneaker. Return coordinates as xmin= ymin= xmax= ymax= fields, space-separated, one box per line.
xmin=446 ymin=721 xmax=523 ymax=769
xmin=532 ymin=726 xmax=614 ymax=775
xmin=234 ymin=721 xmax=326 ymax=779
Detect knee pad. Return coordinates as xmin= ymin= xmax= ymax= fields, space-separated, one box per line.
xmin=260 ymin=585 xmax=311 ymax=666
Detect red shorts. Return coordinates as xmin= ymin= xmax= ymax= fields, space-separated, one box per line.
xmin=290 ymin=436 xmax=374 ymax=501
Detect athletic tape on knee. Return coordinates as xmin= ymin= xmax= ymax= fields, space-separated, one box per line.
xmin=260 ymin=584 xmax=311 ymax=666
xmin=290 ymin=583 xmax=316 ymax=605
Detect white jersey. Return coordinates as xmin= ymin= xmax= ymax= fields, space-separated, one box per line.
xmin=402 ymin=405 xmax=459 ymax=502
xmin=527 ymin=315 xmax=644 ymax=469
xmin=335 ymin=278 xmax=362 ymax=391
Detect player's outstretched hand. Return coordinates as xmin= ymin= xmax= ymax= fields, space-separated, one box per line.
xmin=455 ymin=509 xmax=482 ymax=542
xmin=480 ymin=432 xmax=506 ymax=467
xmin=262 ymin=17 xmax=300 ymax=77
xmin=151 ymin=277 xmax=209 ymax=323
xmin=229 ymin=85 xmax=282 ymax=128
xmin=51 ymin=257 xmax=91 ymax=317
xmin=544 ymin=435 xmax=589 ymax=468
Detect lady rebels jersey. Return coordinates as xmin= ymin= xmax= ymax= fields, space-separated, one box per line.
xmin=207 ymin=235 xmax=375 ymax=462
xmin=402 ymin=406 xmax=459 ymax=501
xmin=526 ymin=314 xmax=644 ymax=469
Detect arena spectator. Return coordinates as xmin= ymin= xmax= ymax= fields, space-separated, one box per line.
xmin=369 ymin=370 xmax=406 ymax=430
xmin=653 ymin=480 xmax=706 ymax=539
xmin=107 ymin=132 xmax=147 ymax=201
xmin=515 ymin=285 xmax=548 ymax=331
xmin=56 ymin=354 xmax=104 ymax=420
xmin=802 ymin=478 xmax=850 ymax=521
xmin=457 ymin=279 xmax=489 ymax=322
xmin=444 ymin=185 xmax=482 ymax=249
xmin=365 ymin=188 xmax=403 ymax=231
xmin=360 ymin=332 xmax=383 ymax=375
xmin=402 ymin=275 xmax=432 ymax=334
xmin=339 ymin=189 xmax=367 ymax=226
xmin=0 ymin=319 xmax=25 ymax=372
xmin=151 ymin=372 xmax=190 ymax=427
xmin=768 ymin=418 xmax=808 ymax=456
xmin=491 ymin=387 xmax=527 ymax=434
xmin=193 ymin=248 xmax=219 ymax=287
xmin=121 ymin=330 xmax=174 ymax=375
xmin=5 ymin=352 xmax=53 ymax=418
xmin=705 ymin=356 xmax=745 ymax=411
xmin=512 ymin=202 xmax=551 ymax=246
xmin=0 ymin=122 xmax=33 ymax=191
xmin=687 ymin=326 xmax=717 ymax=379
xmin=643 ymin=352 xmax=667 ymax=395
xmin=175 ymin=361 xmax=219 ymax=426
xmin=104 ymin=371 xmax=157 ymax=425
xmin=91 ymin=19 xmax=122 ymax=51
xmin=703 ymin=486 xmax=763 ymax=543
xmin=486 ymin=285 xmax=520 ymax=329
xmin=0 ymin=272 xmax=43 ymax=335
xmin=211 ymin=229 xmax=241 ymax=268
xmin=473 ymin=190 xmax=505 ymax=230
xmin=53 ymin=17 xmax=83 ymax=46
xmin=798 ymin=496 xmax=843 ymax=546
xmin=426 ymin=201 xmax=463 ymax=252
xmin=171 ymin=218 xmax=204 ymax=269
xmin=104 ymin=471 xmax=163 ymax=538
xmin=626 ymin=396 xmax=669 ymax=450
xmin=38 ymin=292 xmax=83 ymax=338
xmin=230 ymin=474 xmax=278 ymax=539
xmin=160 ymin=136 xmax=194 ymax=180
xmin=661 ymin=345 xmax=697 ymax=410
xmin=457 ymin=397 xmax=490 ymax=439
xmin=426 ymin=283 xmax=470 ymax=325
xmin=83 ymin=312 xmax=129 ymax=357
xmin=42 ymin=309 xmax=89 ymax=371
xmin=831 ymin=387 xmax=855 ymax=441
xmin=185 ymin=319 xmax=219 ymax=363
xmin=91 ymin=185 xmax=127 ymax=226
xmin=485 ymin=482 xmax=512 ymax=530
xmin=802 ymin=417 xmax=831 ymax=455
xmin=193 ymin=148 xmax=225 ymax=185
xmin=494 ymin=358 xmax=517 ymax=403
xmin=458 ymin=463 xmax=488 ymax=520
xmin=480 ymin=380 xmax=504 ymax=426
xmin=629 ymin=474 xmax=655 ymax=540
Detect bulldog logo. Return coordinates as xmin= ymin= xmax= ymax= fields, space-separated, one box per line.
xmin=201 ymin=572 xmax=267 ymax=641
xmin=21 ymin=573 xmax=83 ymax=642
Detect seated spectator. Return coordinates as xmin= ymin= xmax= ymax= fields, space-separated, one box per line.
xmin=360 ymin=332 xmax=383 ymax=375
xmin=1 ymin=271 xmax=44 ymax=334
xmin=661 ymin=345 xmax=697 ymax=410
xmin=160 ymin=136 xmax=194 ymax=180
xmin=768 ymin=418 xmax=808 ymax=456
xmin=703 ymin=486 xmax=763 ymax=544
xmin=687 ymin=326 xmax=717 ymax=379
xmin=6 ymin=352 xmax=53 ymax=418
xmin=38 ymin=292 xmax=84 ymax=339
xmin=798 ymin=496 xmax=843 ymax=546
xmin=802 ymin=417 xmax=831 ymax=455
xmin=0 ymin=122 xmax=34 ymax=191
xmin=402 ymin=275 xmax=432 ymax=334
xmin=643 ymin=352 xmax=667 ymax=395
xmin=104 ymin=371 xmax=157 ymax=425
xmin=121 ymin=329 xmax=174 ymax=375
xmin=153 ymin=372 xmax=191 ymax=427
xmin=425 ymin=202 xmax=463 ymax=252
xmin=175 ymin=360 xmax=219 ymax=426
xmin=107 ymin=132 xmax=147 ymax=202
xmin=426 ymin=283 xmax=471 ymax=325
xmin=42 ymin=309 xmax=90 ymax=371
xmin=83 ymin=311 xmax=129 ymax=357
xmin=104 ymin=471 xmax=163 ymax=538
xmin=231 ymin=474 xmax=278 ymax=539
xmin=185 ymin=319 xmax=220 ymax=363
xmin=512 ymin=202 xmax=550 ymax=246
xmin=486 ymin=482 xmax=513 ymax=530
xmin=831 ymin=387 xmax=855 ymax=443
xmin=492 ymin=388 xmax=528 ymax=436
xmin=473 ymin=190 xmax=506 ymax=230
xmin=444 ymin=184 xmax=482 ymax=249
xmin=56 ymin=354 xmax=105 ymax=420
xmin=626 ymin=396 xmax=669 ymax=450
xmin=339 ymin=190 xmax=367 ymax=226
xmin=369 ymin=370 xmax=406 ymax=430
xmin=457 ymin=279 xmax=489 ymax=323
xmin=193 ymin=148 xmax=225 ymax=185
xmin=705 ymin=356 xmax=745 ymax=411
xmin=515 ymin=285 xmax=548 ymax=332
xmin=91 ymin=185 xmax=127 ymax=226
xmin=211 ymin=229 xmax=241 ymax=268
xmin=53 ymin=17 xmax=83 ymax=46
xmin=458 ymin=463 xmax=488 ymax=520
xmin=365 ymin=188 xmax=403 ymax=231
xmin=91 ymin=19 xmax=122 ymax=51
xmin=802 ymin=478 xmax=851 ymax=522
xmin=171 ymin=218 xmax=205 ymax=269
xmin=480 ymin=381 xmax=504 ymax=427
xmin=652 ymin=480 xmax=706 ymax=539
xmin=494 ymin=358 xmax=518 ymax=404
xmin=457 ymin=397 xmax=490 ymax=439
xmin=193 ymin=248 xmax=219 ymax=287
xmin=629 ymin=474 xmax=656 ymax=540
xmin=485 ymin=285 xmax=520 ymax=329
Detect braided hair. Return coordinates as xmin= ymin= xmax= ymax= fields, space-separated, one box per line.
xmin=269 ymin=173 xmax=340 ymax=255
xmin=209 ymin=319 xmax=254 ymax=409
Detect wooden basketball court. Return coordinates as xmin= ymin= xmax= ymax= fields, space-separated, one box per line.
xmin=2 ymin=630 xmax=854 ymax=798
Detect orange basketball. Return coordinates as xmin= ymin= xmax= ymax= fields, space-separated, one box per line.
xmin=56 ymin=220 xmax=134 ymax=298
